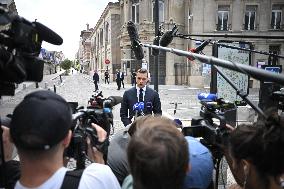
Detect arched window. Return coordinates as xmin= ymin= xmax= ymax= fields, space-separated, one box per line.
xmin=100 ymin=28 xmax=103 ymax=46
xmin=132 ymin=0 xmax=139 ymax=23
xmin=105 ymin=22 xmax=109 ymax=43
xmin=152 ymin=0 xmax=164 ymax=23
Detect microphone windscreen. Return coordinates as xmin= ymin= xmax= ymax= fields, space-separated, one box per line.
xmin=194 ymin=40 xmax=210 ymax=53
xmin=133 ymin=102 xmax=140 ymax=110
xmin=127 ymin=21 xmax=139 ymax=42
xmin=34 ymin=22 xmax=63 ymax=45
xmin=197 ymin=93 xmax=217 ymax=101
xmin=107 ymin=96 xmax=123 ymax=106
xmin=132 ymin=40 xmax=144 ymax=60
xmin=159 ymin=31 xmax=174 ymax=47
xmin=138 ymin=102 xmax=144 ymax=110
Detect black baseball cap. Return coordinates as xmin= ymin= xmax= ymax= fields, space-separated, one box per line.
xmin=10 ymin=90 xmax=72 ymax=150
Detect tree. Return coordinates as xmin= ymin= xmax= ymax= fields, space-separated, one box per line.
xmin=60 ymin=59 xmax=72 ymax=71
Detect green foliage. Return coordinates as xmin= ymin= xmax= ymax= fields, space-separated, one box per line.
xmin=60 ymin=59 xmax=72 ymax=71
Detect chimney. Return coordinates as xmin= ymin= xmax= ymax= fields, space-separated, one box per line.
xmin=86 ymin=23 xmax=89 ymax=30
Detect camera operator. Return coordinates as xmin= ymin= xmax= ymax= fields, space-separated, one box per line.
xmin=223 ymin=113 xmax=284 ymax=189
xmin=0 ymin=90 xmax=120 ymax=189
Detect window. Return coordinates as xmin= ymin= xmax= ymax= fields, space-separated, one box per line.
xmin=271 ymin=5 xmax=282 ymax=29
xmin=269 ymin=45 xmax=281 ymax=65
xmin=152 ymin=0 xmax=164 ymax=23
xmin=132 ymin=1 xmax=139 ymax=23
xmin=217 ymin=5 xmax=230 ymax=31
xmin=94 ymin=37 xmax=96 ymax=52
xmin=245 ymin=5 xmax=257 ymax=30
xmin=100 ymin=29 xmax=103 ymax=46
xmin=105 ymin=22 xmax=109 ymax=43
xmin=97 ymin=34 xmax=99 ymax=49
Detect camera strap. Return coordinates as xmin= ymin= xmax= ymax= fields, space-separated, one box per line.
xmin=60 ymin=169 xmax=84 ymax=189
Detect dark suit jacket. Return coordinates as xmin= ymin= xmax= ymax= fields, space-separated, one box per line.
xmin=93 ymin=73 xmax=99 ymax=82
xmin=120 ymin=86 xmax=162 ymax=126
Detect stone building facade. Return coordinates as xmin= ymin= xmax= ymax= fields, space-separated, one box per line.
xmin=81 ymin=0 xmax=284 ymax=87
xmin=89 ymin=2 xmax=121 ymax=81
xmin=78 ymin=24 xmax=93 ymax=73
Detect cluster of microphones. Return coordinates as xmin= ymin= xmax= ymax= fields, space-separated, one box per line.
xmin=132 ymin=101 xmax=153 ymax=118
xmin=126 ymin=21 xmax=210 ymax=60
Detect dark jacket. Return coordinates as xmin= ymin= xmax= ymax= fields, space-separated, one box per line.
xmin=120 ymin=86 xmax=162 ymax=126
xmin=93 ymin=73 xmax=99 ymax=82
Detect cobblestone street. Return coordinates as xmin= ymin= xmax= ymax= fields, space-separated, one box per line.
xmin=0 ymin=71 xmax=260 ymax=188
xmin=1 ymin=71 xmax=260 ymax=125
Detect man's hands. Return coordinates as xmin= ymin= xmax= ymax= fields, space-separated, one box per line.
xmin=87 ymin=123 xmax=107 ymax=164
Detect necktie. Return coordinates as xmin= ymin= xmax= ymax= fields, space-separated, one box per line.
xmin=139 ymin=88 xmax=143 ymax=102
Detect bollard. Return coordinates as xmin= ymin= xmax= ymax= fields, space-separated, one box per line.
xmin=53 ymin=84 xmax=56 ymax=93
xmin=59 ymin=75 xmax=62 ymax=83
xmin=23 ymin=84 xmax=26 ymax=90
xmin=35 ymin=82 xmax=39 ymax=88
xmin=44 ymin=82 xmax=48 ymax=89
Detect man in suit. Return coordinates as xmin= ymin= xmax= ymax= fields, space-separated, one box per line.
xmin=104 ymin=70 xmax=110 ymax=84
xmin=116 ymin=69 xmax=121 ymax=90
xmin=120 ymin=71 xmax=125 ymax=88
xmin=131 ymin=69 xmax=136 ymax=86
xmin=120 ymin=68 xmax=162 ymax=126
xmin=93 ymin=70 xmax=99 ymax=91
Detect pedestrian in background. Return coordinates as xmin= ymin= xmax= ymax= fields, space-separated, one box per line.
xmin=121 ymin=71 xmax=125 ymax=89
xmin=116 ymin=69 xmax=121 ymax=90
xmin=104 ymin=70 xmax=110 ymax=84
xmin=93 ymin=70 xmax=99 ymax=91
xmin=131 ymin=69 xmax=136 ymax=86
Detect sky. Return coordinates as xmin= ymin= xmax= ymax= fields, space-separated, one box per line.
xmin=15 ymin=0 xmax=118 ymax=60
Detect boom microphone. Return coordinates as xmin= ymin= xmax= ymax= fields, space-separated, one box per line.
xmin=103 ymin=96 xmax=123 ymax=108
xmin=190 ymin=40 xmax=210 ymax=53
xmin=127 ymin=21 xmax=144 ymax=60
xmin=159 ymin=24 xmax=178 ymax=47
xmin=33 ymin=22 xmax=63 ymax=45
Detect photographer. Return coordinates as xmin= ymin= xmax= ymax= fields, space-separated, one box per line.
xmin=224 ymin=113 xmax=284 ymax=189
xmin=0 ymin=90 xmax=120 ymax=189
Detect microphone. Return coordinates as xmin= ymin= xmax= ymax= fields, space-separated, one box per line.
xmin=12 ymin=15 xmax=63 ymax=46
xmin=33 ymin=22 xmax=63 ymax=45
xmin=104 ymin=96 xmax=123 ymax=108
xmin=159 ymin=24 xmax=178 ymax=47
xmin=133 ymin=102 xmax=145 ymax=111
xmin=138 ymin=102 xmax=145 ymax=112
xmin=126 ymin=21 xmax=144 ymax=60
xmin=133 ymin=102 xmax=145 ymax=118
xmin=190 ymin=40 xmax=210 ymax=53
xmin=146 ymin=102 xmax=152 ymax=112
xmin=197 ymin=93 xmax=217 ymax=101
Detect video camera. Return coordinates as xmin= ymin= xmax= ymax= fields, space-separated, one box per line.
xmin=182 ymin=97 xmax=236 ymax=148
xmin=0 ymin=5 xmax=63 ymax=96
xmin=65 ymin=93 xmax=122 ymax=169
